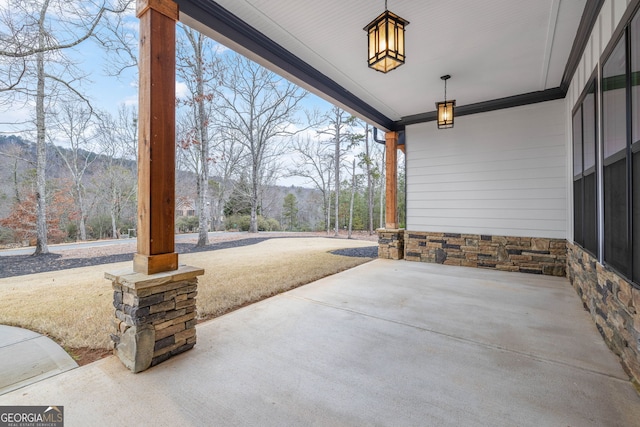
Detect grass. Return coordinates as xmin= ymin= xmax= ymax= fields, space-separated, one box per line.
xmin=0 ymin=238 xmax=375 ymax=351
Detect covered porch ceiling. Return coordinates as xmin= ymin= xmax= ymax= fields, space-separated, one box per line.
xmin=176 ymin=0 xmax=599 ymax=131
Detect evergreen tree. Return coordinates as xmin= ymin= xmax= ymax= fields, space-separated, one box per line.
xmin=223 ymin=176 xmax=252 ymax=217
xmin=282 ymin=193 xmax=299 ymax=231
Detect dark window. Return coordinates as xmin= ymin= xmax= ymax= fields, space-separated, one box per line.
xmin=603 ymin=38 xmax=627 ymax=158
xmin=633 ymin=12 xmax=640 ymax=144
xmin=573 ymin=109 xmax=583 ymax=177
xmin=584 ymin=173 xmax=598 ymax=252
xmin=634 ymin=146 xmax=640 ymax=283
xmin=572 ymin=79 xmax=598 ymax=256
xmin=583 ymin=83 xmax=598 ymax=254
xmin=573 ymin=108 xmax=584 ymax=247
xmin=633 ymin=12 xmax=640 ymax=283
xmin=573 ymin=180 xmax=584 ymax=245
xmin=604 ymin=157 xmax=628 ymax=273
xmin=603 ymin=36 xmax=630 ymax=276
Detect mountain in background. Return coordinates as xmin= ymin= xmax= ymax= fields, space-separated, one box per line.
xmin=0 ymin=136 xmax=324 ymax=232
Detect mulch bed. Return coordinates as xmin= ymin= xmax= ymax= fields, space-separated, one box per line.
xmin=0 ymin=237 xmax=378 ymax=279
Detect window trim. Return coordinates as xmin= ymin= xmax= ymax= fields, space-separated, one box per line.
xmin=598 ymin=4 xmax=640 ymax=286
xmin=572 ymin=72 xmax=599 ymax=258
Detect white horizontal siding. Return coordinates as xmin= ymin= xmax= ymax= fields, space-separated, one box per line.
xmin=406 ymin=100 xmax=567 ymax=238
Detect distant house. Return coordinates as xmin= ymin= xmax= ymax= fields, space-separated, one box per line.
xmin=176 ymin=198 xmax=196 ymax=217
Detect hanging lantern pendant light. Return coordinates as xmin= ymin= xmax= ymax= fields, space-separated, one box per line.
xmin=364 ymin=0 xmax=409 ymax=73
xmin=436 ymin=75 xmax=455 ymax=129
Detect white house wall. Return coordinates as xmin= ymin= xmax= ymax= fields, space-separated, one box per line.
xmin=568 ymin=0 xmax=634 ymax=106
xmin=405 ymin=100 xmax=567 ymax=239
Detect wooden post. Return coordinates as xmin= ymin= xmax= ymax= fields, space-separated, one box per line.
xmin=385 ymin=131 xmax=398 ymax=229
xmin=134 ymin=0 xmax=179 ymax=275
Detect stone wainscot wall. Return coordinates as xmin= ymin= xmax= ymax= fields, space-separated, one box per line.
xmin=378 ymin=229 xmax=405 ymax=260
xmin=378 ymin=230 xmax=640 ymax=385
xmin=403 ymin=231 xmax=566 ymax=276
xmin=568 ymin=243 xmax=640 ymax=386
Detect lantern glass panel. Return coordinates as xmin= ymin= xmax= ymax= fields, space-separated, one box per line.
xmin=365 ymin=10 xmax=408 ymax=73
xmin=436 ymin=101 xmax=455 ymax=129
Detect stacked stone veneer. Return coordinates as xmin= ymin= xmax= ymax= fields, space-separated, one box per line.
xmin=568 ymin=243 xmax=640 ymax=385
xmin=403 ymin=232 xmax=567 ymax=277
xmin=106 ymin=265 xmax=203 ymax=373
xmin=378 ymin=229 xmax=405 ymax=260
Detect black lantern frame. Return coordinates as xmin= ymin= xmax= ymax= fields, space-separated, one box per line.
xmin=436 ymin=75 xmax=455 ymax=129
xmin=364 ymin=7 xmax=409 ymax=73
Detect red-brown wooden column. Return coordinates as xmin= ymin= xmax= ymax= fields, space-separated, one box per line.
xmin=134 ymin=0 xmax=179 ymax=275
xmin=385 ymin=131 xmax=399 ymax=229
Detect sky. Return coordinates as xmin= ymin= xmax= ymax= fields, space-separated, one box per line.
xmin=0 ymin=3 xmax=378 ymax=188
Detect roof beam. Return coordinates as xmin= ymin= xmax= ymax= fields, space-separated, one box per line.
xmin=399 ymin=88 xmax=565 ymax=126
xmin=176 ymin=0 xmax=399 ymax=131
xmin=176 ymin=0 xmax=603 ymax=130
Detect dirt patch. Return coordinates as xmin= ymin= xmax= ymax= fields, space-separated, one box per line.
xmin=68 ymin=347 xmax=113 ymax=366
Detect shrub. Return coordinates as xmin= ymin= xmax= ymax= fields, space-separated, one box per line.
xmin=66 ymin=223 xmax=78 ymax=241
xmin=0 ymin=226 xmax=14 ymax=245
xmin=224 ymin=215 xmax=280 ymax=231
xmin=264 ymin=217 xmax=280 ymax=231
xmin=176 ymin=215 xmax=199 ymax=233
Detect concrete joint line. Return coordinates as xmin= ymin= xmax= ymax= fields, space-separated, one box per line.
xmin=0 ymin=334 xmax=42 ymax=350
xmin=287 ymin=294 xmax=632 ymax=384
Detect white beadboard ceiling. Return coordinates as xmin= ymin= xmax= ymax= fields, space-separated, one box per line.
xmin=180 ymin=0 xmax=586 ymax=124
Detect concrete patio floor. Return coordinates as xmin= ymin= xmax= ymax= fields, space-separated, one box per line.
xmin=1 ymin=259 xmax=639 ymax=426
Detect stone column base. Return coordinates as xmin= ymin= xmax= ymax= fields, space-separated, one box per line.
xmin=105 ymin=265 xmax=204 ymax=373
xmin=377 ymin=229 xmax=405 ymax=260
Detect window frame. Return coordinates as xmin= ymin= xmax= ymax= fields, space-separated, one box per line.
xmin=598 ymin=5 xmax=640 ymax=287
xmin=572 ymin=74 xmax=599 ymax=258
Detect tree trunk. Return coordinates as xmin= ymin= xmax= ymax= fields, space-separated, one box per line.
xmin=348 ymin=159 xmax=356 ymax=239
xmin=325 ymin=190 xmax=331 ymax=235
xmin=215 ymin=193 xmax=225 ymax=231
xmin=379 ymin=147 xmax=385 ymax=230
xmin=77 ymin=182 xmax=87 ymax=241
xmin=333 ymin=132 xmax=340 ymax=237
xmin=196 ymin=172 xmax=208 ymax=246
xmin=34 ymin=47 xmax=48 ymax=255
xmin=195 ymin=39 xmax=209 ymax=247
xmin=12 ymin=158 xmax=20 ymax=204
xmin=110 ymin=185 xmax=119 ymax=239
xmin=250 ymin=163 xmax=259 ymax=233
xmin=111 ymin=209 xmax=118 ymax=239
xmin=365 ymin=124 xmax=374 ymax=235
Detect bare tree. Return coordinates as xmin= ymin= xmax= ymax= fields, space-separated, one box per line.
xmin=95 ymin=104 xmax=137 ymax=238
xmin=289 ymin=135 xmax=334 ymax=233
xmin=215 ymin=54 xmax=307 ymax=233
xmin=361 ymin=123 xmax=374 ymax=234
xmin=95 ymin=4 xmax=138 ymax=77
xmin=0 ymin=0 xmax=132 ymax=254
xmin=319 ymin=107 xmax=360 ymax=236
xmin=176 ymin=26 xmax=222 ymax=246
xmin=379 ymin=145 xmax=385 ymax=229
xmin=49 ymin=102 xmax=101 ymax=240
xmin=347 ymin=158 xmax=358 ymax=239
xmin=211 ymin=127 xmax=244 ymax=230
